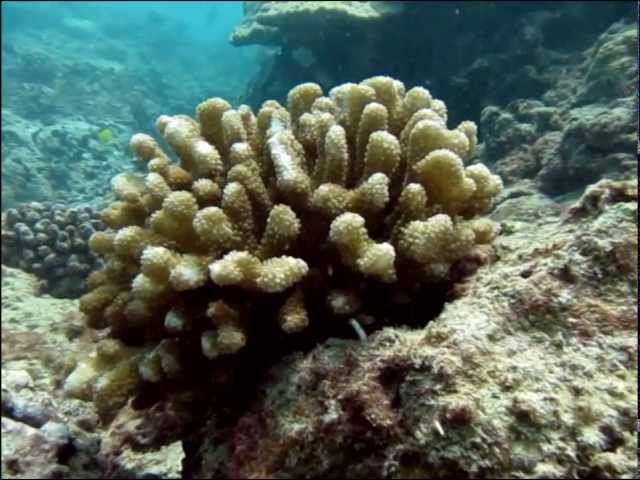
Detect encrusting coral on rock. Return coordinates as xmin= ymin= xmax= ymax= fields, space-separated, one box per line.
xmin=73 ymin=76 xmax=502 ymax=413
xmin=230 ymin=1 xmax=404 ymax=47
xmin=565 ymin=178 xmax=638 ymax=219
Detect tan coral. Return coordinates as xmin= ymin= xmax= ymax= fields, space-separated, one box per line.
xmin=461 ymin=164 xmax=504 ymax=217
xmin=221 ymin=182 xmax=257 ymax=251
xmin=111 ymin=173 xmax=148 ymax=203
xmin=310 ymin=172 xmax=390 ymax=220
xmin=221 ymin=109 xmax=248 ymax=151
xmin=77 ymin=76 xmax=502 ymax=401
xmin=201 ymin=327 xmax=246 ymax=359
xmin=330 ymin=212 xmax=397 ymax=283
xmin=191 ymin=178 xmax=222 ymax=206
xmin=228 ymin=142 xmax=257 ymax=167
xmin=398 ymin=214 xmax=476 ymax=279
xmin=196 ymin=97 xmax=232 ymax=154
xmin=327 ymin=289 xmax=361 ymax=316
xmin=146 ymin=172 xmax=172 ymax=202
xmin=130 ymin=133 xmax=167 ymax=164
xmin=412 ymin=148 xmax=476 ymax=215
xmin=202 ymin=301 xmax=247 ymax=358
xmin=159 ymin=116 xmax=224 ymax=179
xmin=278 ymin=287 xmax=309 ymax=333
xmin=208 ymin=251 xmax=308 ymax=293
xmin=227 ymin=160 xmax=273 ymax=222
xmin=288 ymin=82 xmax=323 ymax=124
xmin=193 ymin=206 xmax=240 ymax=251
xmin=323 ymin=125 xmax=349 ymax=186
xmin=169 ymin=254 xmax=211 ymax=291
xmin=361 ymin=131 xmax=401 ymax=181
xmin=88 ymin=231 xmax=116 ymax=255
xmin=362 ymin=76 xmax=404 ymax=133
xmin=257 ymin=204 xmax=301 ymax=259
xmin=112 ymin=226 xmax=166 ymax=259
xmin=354 ymin=102 xmax=389 ymax=181
xmin=230 ymin=2 xmax=404 ymax=46
xmin=267 ymin=129 xmax=312 ymax=207
xmin=139 ymin=246 xmax=179 ymax=281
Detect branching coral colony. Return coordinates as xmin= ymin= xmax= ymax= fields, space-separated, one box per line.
xmin=74 ymin=76 xmax=502 ymax=410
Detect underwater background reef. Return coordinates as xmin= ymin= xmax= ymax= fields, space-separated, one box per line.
xmin=1 ymin=1 xmax=638 ymax=479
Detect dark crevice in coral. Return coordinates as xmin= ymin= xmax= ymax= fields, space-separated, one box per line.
xmin=56 ymin=440 xmax=76 ymax=466
xmin=378 ymin=364 xmax=408 ymax=410
xmin=178 ymin=271 xmax=454 ymax=478
xmin=130 ymin=232 xmax=459 ymax=435
xmin=174 ymin=263 xmax=456 ymax=477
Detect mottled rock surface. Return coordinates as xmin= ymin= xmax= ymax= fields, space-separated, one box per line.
xmin=99 ymin=399 xmax=187 ymax=478
xmin=189 ymin=187 xmax=637 ymax=478
xmin=2 ymin=4 xmax=256 ymax=210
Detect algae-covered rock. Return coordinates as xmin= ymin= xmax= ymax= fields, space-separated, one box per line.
xmin=189 ymin=182 xmax=637 ymax=478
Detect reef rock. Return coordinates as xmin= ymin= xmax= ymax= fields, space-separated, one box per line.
xmin=232 ymin=2 xmax=633 ymax=126
xmin=189 ymin=181 xmax=637 ymax=478
xmin=1 ymin=109 xmax=126 ymax=210
xmin=480 ymin=20 xmax=637 ymax=196
xmin=1 ymin=266 xmax=105 ymax=478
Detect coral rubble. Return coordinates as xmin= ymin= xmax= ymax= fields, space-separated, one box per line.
xmin=1 ymin=266 xmax=105 ymax=479
xmin=1 ymin=110 xmax=127 ymax=210
xmin=74 ymin=76 xmax=502 ymax=414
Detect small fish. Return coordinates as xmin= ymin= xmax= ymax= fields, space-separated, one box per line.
xmin=96 ymin=128 xmax=113 ymax=145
